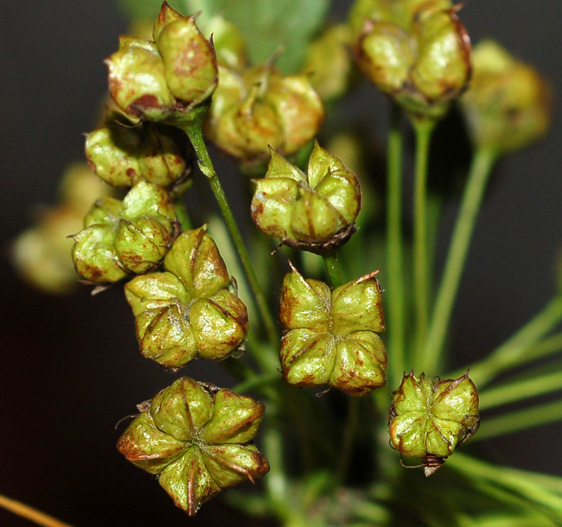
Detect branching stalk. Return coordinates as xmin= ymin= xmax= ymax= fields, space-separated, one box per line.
xmin=474 ymin=399 xmax=562 ymax=441
xmin=479 ymin=368 xmax=562 ymax=410
xmin=423 ymin=147 xmax=497 ymax=371
xmin=323 ymin=251 xmax=343 ymax=288
xmin=451 ymin=297 xmax=562 ymax=386
xmin=412 ymin=118 xmax=436 ymax=364
xmin=386 ymin=103 xmax=406 ymax=385
xmin=182 ymin=119 xmax=278 ymax=343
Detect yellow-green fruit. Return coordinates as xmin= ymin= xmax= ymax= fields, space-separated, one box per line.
xmin=71 ymin=181 xmax=177 ymax=283
xmin=153 ymin=3 xmax=218 ymax=106
xmin=352 ymin=0 xmax=471 ymax=120
xmin=106 ymin=36 xmax=175 ymax=121
xmin=106 ymin=3 xmax=217 ymax=125
xmin=460 ymin=40 xmax=552 ymax=155
xmin=348 ymin=0 xmax=452 ymax=38
xmin=86 ymin=119 xmax=189 ymax=188
xmin=117 ymin=377 xmax=269 ymax=515
xmin=389 ymin=371 xmax=480 ymax=475
xmin=251 ymin=142 xmax=361 ymax=254
xmin=205 ymin=64 xmax=324 ymax=169
xmin=124 ymin=226 xmax=248 ymax=367
xmin=302 ymin=24 xmax=354 ymax=102
xmin=279 ymin=265 xmax=386 ymax=396
xmin=12 ymin=163 xmax=113 ymax=293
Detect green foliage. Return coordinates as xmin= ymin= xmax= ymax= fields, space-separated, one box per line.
xmin=114 ymin=0 xmax=329 ymax=72
xmin=205 ymin=0 xmax=329 ymax=72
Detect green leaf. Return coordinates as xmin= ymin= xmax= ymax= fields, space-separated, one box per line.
xmin=206 ymin=0 xmax=330 ymax=72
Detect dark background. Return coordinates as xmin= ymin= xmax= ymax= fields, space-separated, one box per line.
xmin=1 ymin=1 xmax=562 ymax=525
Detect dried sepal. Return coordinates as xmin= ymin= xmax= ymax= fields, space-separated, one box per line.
xmin=389 ymin=371 xmax=480 ymax=476
xmin=124 ymin=226 xmax=248 ymax=367
xmin=117 ymin=377 xmax=269 ymax=515
xmin=279 ymin=264 xmax=387 ymax=396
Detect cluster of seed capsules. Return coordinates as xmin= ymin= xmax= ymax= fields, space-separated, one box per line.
xmin=68 ymin=0 xmax=552 ymax=515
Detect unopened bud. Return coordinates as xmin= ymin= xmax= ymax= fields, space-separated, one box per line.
xmin=117 ymin=377 xmax=269 ymax=515
xmin=251 ymin=142 xmax=361 ymax=254
xmin=389 ymin=371 xmax=480 ymax=476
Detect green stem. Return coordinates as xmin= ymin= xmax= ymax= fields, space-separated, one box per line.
xmin=480 ymin=368 xmax=562 ymax=411
xmin=336 ymin=397 xmax=361 ymax=484
xmin=494 ymin=465 xmax=562 ymax=495
xmin=449 ymin=453 xmax=562 ymax=516
xmin=474 ymin=399 xmax=562 ymax=441
xmin=524 ymin=333 xmax=562 ymax=364
xmin=423 ymin=148 xmax=497 ymax=372
xmin=386 ymin=103 xmax=406 ymax=385
xmin=182 ymin=119 xmax=278 ymax=343
xmin=451 ymin=297 xmax=562 ymax=386
xmin=232 ymin=373 xmax=280 ymax=396
xmin=412 ymin=118 xmax=436 ymax=364
xmin=323 ymin=251 xmax=343 ymax=288
xmin=456 ymin=479 xmax=556 ymax=527
xmin=323 ymin=250 xmax=359 ymax=484
xmin=354 ymin=500 xmax=391 ymax=524
xmin=263 ymin=420 xmax=291 ymax=521
xmin=173 ymin=199 xmax=193 ymax=231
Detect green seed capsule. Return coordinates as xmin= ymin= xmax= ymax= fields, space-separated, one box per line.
xmin=71 ymin=181 xmax=177 ymax=283
xmin=105 ymin=3 xmax=217 ymax=125
xmin=85 ymin=116 xmax=190 ymax=188
xmin=153 ymin=3 xmax=218 ymax=107
xmin=352 ymin=0 xmax=471 ymax=120
xmin=117 ymin=377 xmax=269 ymax=515
xmin=251 ymin=142 xmax=361 ymax=254
xmin=206 ymin=15 xmax=248 ymax=70
xmin=302 ymin=24 xmax=354 ymax=102
xmin=348 ymin=0 xmax=452 ymax=38
xmin=279 ymin=264 xmax=386 ymax=396
xmin=205 ymin=64 xmax=324 ymax=170
xmin=460 ymin=40 xmax=552 ymax=156
xmin=12 ymin=163 xmax=113 ymax=293
xmin=106 ymin=36 xmax=175 ymax=122
xmin=124 ymin=226 xmax=249 ymax=367
xmin=389 ymin=371 xmax=480 ymax=476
